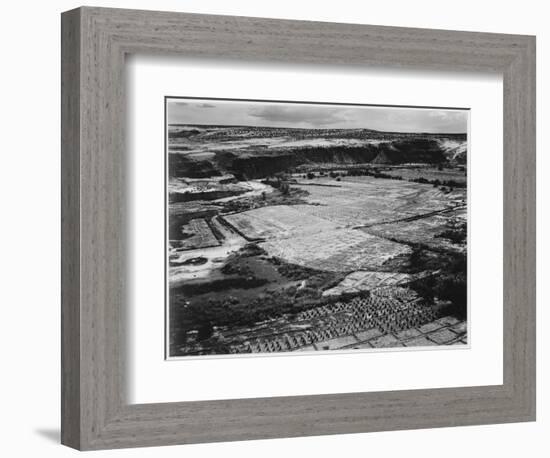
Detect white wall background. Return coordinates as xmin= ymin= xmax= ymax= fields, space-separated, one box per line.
xmin=0 ymin=0 xmax=546 ymax=456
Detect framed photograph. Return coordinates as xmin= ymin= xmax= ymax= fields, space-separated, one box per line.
xmin=61 ymin=6 xmax=536 ymax=450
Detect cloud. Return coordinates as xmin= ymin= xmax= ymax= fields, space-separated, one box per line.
xmin=170 ymin=101 xmax=215 ymax=108
xmin=167 ymin=98 xmax=467 ymax=133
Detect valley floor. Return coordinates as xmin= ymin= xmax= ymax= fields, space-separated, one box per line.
xmin=168 ymin=172 xmax=467 ymax=357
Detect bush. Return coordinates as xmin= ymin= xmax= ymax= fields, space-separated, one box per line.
xmin=436 ymin=223 xmax=467 ymax=245
xmin=280 ymin=181 xmax=290 ymax=195
xmin=436 ymin=275 xmax=467 ymax=319
xmin=409 ymin=248 xmax=467 ymax=319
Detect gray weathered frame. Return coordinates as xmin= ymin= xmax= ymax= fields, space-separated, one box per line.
xmin=61 ymin=6 xmax=536 ymax=451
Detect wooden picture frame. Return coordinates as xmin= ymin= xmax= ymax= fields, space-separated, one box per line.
xmin=61 ymin=6 xmax=536 ymax=450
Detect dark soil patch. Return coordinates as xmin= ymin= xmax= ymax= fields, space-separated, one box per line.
xmin=172 ymin=276 xmax=269 ymax=296
xmin=175 ymin=256 xmax=208 ymax=266
xmin=218 ymin=187 xmax=310 ymax=214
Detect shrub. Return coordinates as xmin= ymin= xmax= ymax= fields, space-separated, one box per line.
xmin=409 ymin=248 xmax=467 ymax=319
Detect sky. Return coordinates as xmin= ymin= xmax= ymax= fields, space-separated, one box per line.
xmin=167 ymin=98 xmax=468 ymax=134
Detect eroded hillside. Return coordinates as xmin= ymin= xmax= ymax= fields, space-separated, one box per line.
xmin=168 ymin=125 xmax=467 ymax=179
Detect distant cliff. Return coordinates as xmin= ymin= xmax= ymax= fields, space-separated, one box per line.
xmin=226 ymin=141 xmax=448 ymax=179
xmin=168 ymin=126 xmax=466 ymax=179
xmin=229 ymin=145 xmax=382 ymax=179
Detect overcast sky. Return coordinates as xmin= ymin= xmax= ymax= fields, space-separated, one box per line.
xmin=167 ymin=98 xmax=468 ymax=134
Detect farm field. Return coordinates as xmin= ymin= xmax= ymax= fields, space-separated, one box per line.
xmin=293 ymin=176 xmax=465 ymax=227
xmin=260 ymin=224 xmax=410 ymax=272
xmin=176 ymin=288 xmax=467 ymax=355
xmin=381 ymin=166 xmax=467 ymax=185
xmin=172 ymin=218 xmax=220 ymax=251
xmin=362 ymin=208 xmax=467 ymax=253
xmin=322 ymin=270 xmax=430 ymax=297
xmin=222 ymin=205 xmax=336 ymax=241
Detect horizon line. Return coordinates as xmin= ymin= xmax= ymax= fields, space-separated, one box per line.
xmin=167 ymin=123 xmax=468 ymax=136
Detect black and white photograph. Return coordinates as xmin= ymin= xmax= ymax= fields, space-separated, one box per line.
xmin=166 ymin=97 xmax=468 ymax=358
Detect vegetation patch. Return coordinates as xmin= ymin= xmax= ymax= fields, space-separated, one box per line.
xmin=407 ymin=247 xmax=467 ymax=319
xmin=435 ymin=221 xmax=467 ymax=245
xmin=218 ymin=186 xmax=310 ymax=214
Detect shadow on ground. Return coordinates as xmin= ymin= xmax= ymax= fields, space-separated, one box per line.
xmin=35 ymin=428 xmax=60 ymax=443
